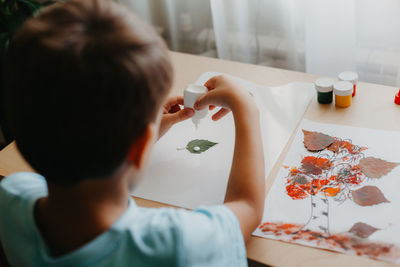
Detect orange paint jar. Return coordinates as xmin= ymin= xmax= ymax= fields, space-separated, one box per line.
xmin=334 ymin=81 xmax=353 ymax=108
xmin=338 ymin=71 xmax=358 ymax=97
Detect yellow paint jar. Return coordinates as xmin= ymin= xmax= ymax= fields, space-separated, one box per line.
xmin=334 ymin=81 xmax=353 ymax=108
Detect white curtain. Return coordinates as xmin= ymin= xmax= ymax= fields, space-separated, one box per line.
xmin=120 ymin=0 xmax=400 ymax=87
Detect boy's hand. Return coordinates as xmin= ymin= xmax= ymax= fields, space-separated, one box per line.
xmin=194 ymin=75 xmax=255 ymax=121
xmin=158 ymin=96 xmax=194 ymax=139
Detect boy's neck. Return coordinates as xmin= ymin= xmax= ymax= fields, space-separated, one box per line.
xmin=35 ymin=163 xmax=134 ymax=256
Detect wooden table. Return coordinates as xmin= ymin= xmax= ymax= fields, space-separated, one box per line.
xmin=1 ymin=51 xmax=400 ymax=267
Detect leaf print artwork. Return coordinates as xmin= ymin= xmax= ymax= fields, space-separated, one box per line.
xmin=358 ymin=157 xmax=400 ymax=179
xmin=255 ymin=120 xmax=400 ymax=264
xmin=351 ymin=186 xmax=390 ymax=206
xmin=302 ymin=130 xmax=335 ymax=151
xmin=349 ymin=222 xmax=379 ymax=238
xmin=284 ymin=130 xmax=371 ymax=235
xmin=177 ymin=139 xmax=218 ymax=154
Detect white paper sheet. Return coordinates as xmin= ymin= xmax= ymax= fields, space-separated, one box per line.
xmin=132 ymin=72 xmax=314 ymax=209
xmin=254 ymin=119 xmax=400 ymax=263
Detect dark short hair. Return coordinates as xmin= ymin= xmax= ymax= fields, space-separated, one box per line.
xmin=3 ymin=0 xmax=172 ymax=184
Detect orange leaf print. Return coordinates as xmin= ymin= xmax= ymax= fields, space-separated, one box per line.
xmin=324 ymin=185 xmax=341 ymax=197
xmin=286 ymin=184 xmax=308 ymax=200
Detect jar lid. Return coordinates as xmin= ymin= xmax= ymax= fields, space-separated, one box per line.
xmin=334 ymin=81 xmax=353 ymax=96
xmin=315 ymin=78 xmax=334 ymax=93
xmin=338 ymin=71 xmax=358 ymax=83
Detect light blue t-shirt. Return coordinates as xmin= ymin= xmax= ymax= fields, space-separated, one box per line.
xmin=0 ymin=172 xmax=247 ymax=267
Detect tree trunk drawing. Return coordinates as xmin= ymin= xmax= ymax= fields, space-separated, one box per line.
xmin=303 ymin=194 xmax=330 ymax=235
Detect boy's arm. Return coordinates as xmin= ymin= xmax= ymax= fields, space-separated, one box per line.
xmin=224 ymin=102 xmax=265 ymax=240
xmin=195 ymin=76 xmax=265 ymax=241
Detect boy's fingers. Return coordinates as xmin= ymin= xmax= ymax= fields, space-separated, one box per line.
xmin=194 ymin=93 xmax=215 ymax=110
xmin=165 ymin=96 xmax=184 ymax=110
xmin=168 ymin=104 xmax=181 ymax=114
xmin=165 ymin=108 xmax=194 ymax=125
xmin=204 ymin=76 xmax=218 ymax=90
xmin=212 ymin=108 xmax=230 ymax=121
xmin=175 ymin=97 xmax=184 ymax=105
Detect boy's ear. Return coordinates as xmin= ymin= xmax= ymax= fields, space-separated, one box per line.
xmin=127 ymin=125 xmax=155 ymax=169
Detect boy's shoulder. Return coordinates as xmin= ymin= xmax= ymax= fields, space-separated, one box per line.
xmin=0 ymin=172 xmax=46 ymax=235
xmin=0 ymin=172 xmax=47 ymax=203
xmin=0 ymin=172 xmax=48 ymax=266
xmin=0 ymin=173 xmax=247 ymax=266
xmin=125 ymin=204 xmax=247 ymax=266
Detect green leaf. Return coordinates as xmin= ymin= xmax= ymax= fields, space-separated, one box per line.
xmin=185 ymin=139 xmax=218 ymax=154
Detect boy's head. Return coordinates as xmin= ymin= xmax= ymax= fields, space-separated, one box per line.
xmin=3 ymin=0 xmax=172 ymax=185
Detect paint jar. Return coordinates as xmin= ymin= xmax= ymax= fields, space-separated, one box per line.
xmin=395 ymin=89 xmax=400 ymax=105
xmin=315 ymin=78 xmax=334 ymax=104
xmin=334 ymin=81 xmax=353 ymax=108
xmin=338 ymin=71 xmax=358 ymax=97
xmin=184 ymin=84 xmax=208 ymax=129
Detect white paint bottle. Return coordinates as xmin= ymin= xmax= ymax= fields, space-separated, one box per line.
xmin=184 ymin=84 xmax=208 ymax=129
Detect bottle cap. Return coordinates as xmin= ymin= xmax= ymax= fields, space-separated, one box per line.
xmin=184 ymin=84 xmax=207 ymax=108
xmin=315 ymin=78 xmax=334 ymax=93
xmin=395 ymin=89 xmax=400 ymax=105
xmin=334 ymin=81 xmax=353 ymax=96
xmin=338 ymin=71 xmax=358 ymax=84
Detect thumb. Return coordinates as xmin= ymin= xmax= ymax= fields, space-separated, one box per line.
xmin=194 ymin=93 xmax=215 ymax=111
xmin=166 ymin=107 xmax=194 ymax=125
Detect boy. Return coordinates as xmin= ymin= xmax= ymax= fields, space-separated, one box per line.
xmin=0 ymin=0 xmax=265 ymax=266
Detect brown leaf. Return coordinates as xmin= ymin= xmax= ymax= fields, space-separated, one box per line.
xmin=301 ymin=163 xmax=322 ymax=175
xmin=359 ymin=157 xmax=400 ymax=178
xmin=302 ymin=130 xmax=335 ymax=152
xmin=352 ymin=186 xmax=390 ymax=206
xmin=349 ymin=222 xmax=379 ymax=238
